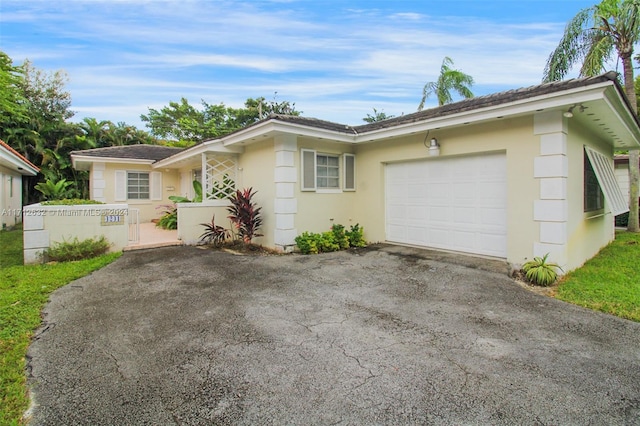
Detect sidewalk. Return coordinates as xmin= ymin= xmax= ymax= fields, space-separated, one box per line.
xmin=124 ymin=222 xmax=182 ymax=251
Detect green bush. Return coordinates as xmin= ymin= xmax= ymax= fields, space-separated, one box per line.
xmin=43 ymin=236 xmax=111 ymax=262
xmin=295 ymin=232 xmax=322 ymax=254
xmin=330 ymin=224 xmax=350 ymax=249
xmin=42 ymin=199 xmax=105 ymax=205
xmin=295 ymin=223 xmax=367 ymax=254
xmin=345 ymin=224 xmax=366 ymax=247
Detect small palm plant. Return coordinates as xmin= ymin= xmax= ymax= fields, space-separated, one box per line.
xmin=522 ymin=253 xmax=563 ymax=287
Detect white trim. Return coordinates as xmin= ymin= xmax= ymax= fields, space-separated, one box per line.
xmin=584 ymin=146 xmax=629 ymax=216
xmin=114 ymin=170 xmax=126 ymax=201
xmin=300 ymin=149 xmax=317 ymax=191
xmin=153 ymin=139 xmax=244 ymax=168
xmin=150 ymin=171 xmax=162 ymax=201
xmin=72 ymin=155 xmax=154 ymax=166
xmin=343 ymin=153 xmax=356 ymax=191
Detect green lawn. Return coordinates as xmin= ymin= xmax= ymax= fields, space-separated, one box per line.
xmin=556 ymin=231 xmax=640 ymax=322
xmin=0 ymin=226 xmax=120 ymax=425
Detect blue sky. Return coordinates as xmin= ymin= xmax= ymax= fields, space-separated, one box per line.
xmin=1 ymin=0 xmax=602 ymax=130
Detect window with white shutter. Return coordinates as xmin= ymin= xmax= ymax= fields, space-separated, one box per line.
xmin=584 ymin=146 xmax=628 ymax=216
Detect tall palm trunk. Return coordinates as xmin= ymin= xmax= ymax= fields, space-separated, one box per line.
xmin=621 ymin=51 xmax=639 ymax=232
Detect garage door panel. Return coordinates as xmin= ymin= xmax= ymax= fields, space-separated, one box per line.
xmin=386 ymin=153 xmax=507 ymax=258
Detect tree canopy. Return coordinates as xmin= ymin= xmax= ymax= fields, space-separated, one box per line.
xmin=141 ymin=95 xmax=300 ymax=145
xmin=362 ymin=108 xmax=395 ymax=123
xmin=0 ymin=51 xmax=160 ymax=202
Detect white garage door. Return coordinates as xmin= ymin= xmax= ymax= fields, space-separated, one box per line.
xmin=385 ymin=153 xmax=507 ymax=258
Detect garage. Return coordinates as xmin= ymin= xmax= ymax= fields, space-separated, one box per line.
xmin=385 ymin=152 xmax=507 ymax=258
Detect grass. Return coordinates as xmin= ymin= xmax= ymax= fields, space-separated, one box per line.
xmin=0 ymin=226 xmax=120 ymax=425
xmin=556 ymin=231 xmax=640 ymax=322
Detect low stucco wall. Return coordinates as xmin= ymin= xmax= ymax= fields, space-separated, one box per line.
xmin=23 ymin=203 xmax=129 ymax=264
xmin=177 ymin=202 xmax=232 ymax=245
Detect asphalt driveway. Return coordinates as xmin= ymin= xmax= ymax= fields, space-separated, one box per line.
xmin=26 ymin=245 xmax=640 ymax=425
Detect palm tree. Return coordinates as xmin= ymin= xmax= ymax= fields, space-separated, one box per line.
xmin=418 ymin=57 xmax=474 ymax=111
xmin=543 ymin=0 xmax=640 ymax=232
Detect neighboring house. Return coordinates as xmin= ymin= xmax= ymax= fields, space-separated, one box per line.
xmin=71 ymin=145 xmax=184 ymax=222
xmin=613 ymin=154 xmax=636 ymax=207
xmin=71 ymin=72 xmax=640 ymax=272
xmin=0 ymin=139 xmax=39 ymax=229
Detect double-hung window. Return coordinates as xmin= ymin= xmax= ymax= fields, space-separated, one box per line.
xmin=114 ymin=170 xmax=162 ymax=202
xmin=301 ymin=149 xmax=355 ymax=192
xmin=127 ymin=172 xmax=150 ymax=200
xmin=316 ymin=154 xmax=340 ymax=189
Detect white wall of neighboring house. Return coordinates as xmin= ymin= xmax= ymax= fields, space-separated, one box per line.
xmin=0 ymin=164 xmax=25 ymax=229
xmin=615 ymin=162 xmax=630 ymax=198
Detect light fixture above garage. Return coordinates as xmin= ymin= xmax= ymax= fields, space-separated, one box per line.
xmin=563 ymin=103 xmax=586 ymax=118
xmin=429 ymin=137 xmax=440 ymax=156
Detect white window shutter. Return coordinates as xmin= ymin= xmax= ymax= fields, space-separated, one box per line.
xmin=584 ymin=146 xmax=629 ymax=216
xmin=150 ymin=171 xmax=163 ymax=201
xmin=301 ymin=149 xmax=316 ymax=191
xmin=114 ymin=170 xmax=126 ymax=201
xmin=343 ymin=154 xmax=356 ymax=191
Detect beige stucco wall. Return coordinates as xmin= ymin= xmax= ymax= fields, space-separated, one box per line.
xmin=22 ymin=203 xmax=129 ymax=263
xmin=237 ymin=139 xmax=276 ymax=247
xmin=94 ymin=162 xmax=181 ymax=223
xmin=352 ymin=117 xmax=538 ymax=266
xmin=564 ymin=123 xmax=615 ymax=271
xmin=295 ymin=138 xmax=356 ymax=235
xmin=0 ymin=165 xmax=24 ymax=228
xmin=177 ymin=202 xmax=232 ymax=245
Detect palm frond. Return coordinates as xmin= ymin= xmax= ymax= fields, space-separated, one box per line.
xmin=580 ymin=30 xmax=614 ymax=76
xmin=543 ymin=7 xmax=595 ymax=82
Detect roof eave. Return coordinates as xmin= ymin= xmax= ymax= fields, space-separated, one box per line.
xmin=153 ymin=139 xmax=244 ymax=169
xmin=71 ymin=154 xmax=155 ymax=170
xmin=221 ymin=119 xmax=356 ymax=147
xmin=0 ymin=151 xmax=39 ymax=176
xmin=355 ymin=82 xmax=621 ymax=143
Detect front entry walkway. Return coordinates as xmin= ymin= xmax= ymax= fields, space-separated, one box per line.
xmin=124 ymin=222 xmax=182 ymax=251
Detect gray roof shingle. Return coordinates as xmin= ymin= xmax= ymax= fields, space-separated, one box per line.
xmin=250 ymin=71 xmax=629 ymax=136
xmin=71 ymin=144 xmax=184 ymax=162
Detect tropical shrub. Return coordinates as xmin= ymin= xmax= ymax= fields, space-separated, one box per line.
xmin=168 ymin=180 xmax=203 ymax=204
xmin=199 ymin=215 xmax=231 ymax=246
xmin=34 ymin=178 xmax=73 ymax=200
xmin=42 ymin=236 xmax=111 ymax=262
xmin=227 ymin=187 xmax=263 ymax=244
xmin=295 ymin=232 xmax=323 ymax=254
xmin=295 ymin=223 xmax=367 ymax=254
xmin=330 ymin=224 xmax=350 ymax=249
xmin=522 ymin=253 xmax=563 ymax=287
xmin=156 ymin=203 xmax=178 ymax=230
xmin=345 ymin=223 xmax=366 ymax=247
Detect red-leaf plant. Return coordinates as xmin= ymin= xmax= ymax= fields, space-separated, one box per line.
xmin=227 ymin=187 xmax=263 ymax=244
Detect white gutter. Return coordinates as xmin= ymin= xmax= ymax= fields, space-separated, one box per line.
xmin=71 ymin=154 xmax=155 ymax=168
xmin=153 ymin=139 xmax=244 ymax=168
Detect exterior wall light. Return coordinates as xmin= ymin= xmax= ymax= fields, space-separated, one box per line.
xmin=429 ymin=137 xmax=440 ymax=156
xmin=563 ymin=104 xmax=586 ymax=118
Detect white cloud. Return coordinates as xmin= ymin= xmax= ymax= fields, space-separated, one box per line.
xmin=1 ymin=0 xmax=600 ymax=130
